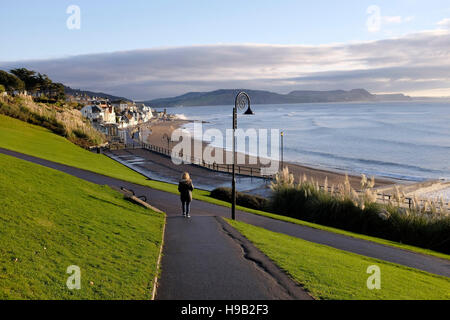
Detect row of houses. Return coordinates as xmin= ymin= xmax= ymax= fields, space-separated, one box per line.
xmin=3 ymin=89 xmax=60 ymax=98
xmin=66 ymin=93 xmax=111 ymax=105
xmin=80 ymin=99 xmax=157 ymax=129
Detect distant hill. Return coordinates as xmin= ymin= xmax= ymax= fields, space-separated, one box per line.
xmin=142 ymin=89 xmax=411 ymax=108
xmin=64 ymin=86 xmax=131 ymax=102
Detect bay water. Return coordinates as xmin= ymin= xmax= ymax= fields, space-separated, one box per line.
xmin=167 ymin=101 xmax=450 ymax=182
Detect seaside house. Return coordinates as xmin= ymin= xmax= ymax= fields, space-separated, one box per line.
xmin=96 ymin=101 xmax=116 ymax=124
xmin=140 ymin=110 xmax=153 ymax=122
xmin=136 ymin=103 xmax=154 ymax=121
xmin=118 ymin=112 xmax=138 ymax=129
xmin=112 ymin=100 xmax=129 ymax=112
xmin=102 ymin=105 xmax=116 ymax=124
xmin=93 ymin=100 xmax=109 ymax=108
xmin=81 ymin=105 xmax=104 ymax=122
xmin=130 ymin=112 xmax=138 ymax=125
xmin=117 ymin=115 xmax=128 ymax=129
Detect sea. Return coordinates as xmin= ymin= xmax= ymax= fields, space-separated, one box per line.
xmin=166 ymin=101 xmax=450 ymax=182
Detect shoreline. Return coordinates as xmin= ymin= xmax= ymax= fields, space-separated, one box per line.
xmin=136 ymin=119 xmax=400 ymax=190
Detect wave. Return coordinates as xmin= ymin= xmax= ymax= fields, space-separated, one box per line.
xmin=284 ymin=147 xmax=444 ymax=175
xmin=174 ymin=113 xmax=188 ymax=120
xmin=173 ymin=102 xmax=450 ymax=181
xmin=358 ymin=137 xmax=450 ymax=151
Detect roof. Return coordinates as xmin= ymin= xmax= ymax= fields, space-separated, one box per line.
xmin=91 ymin=105 xmax=103 ymax=113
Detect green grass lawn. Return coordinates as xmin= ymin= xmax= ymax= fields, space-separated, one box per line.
xmin=227 ymin=219 xmax=450 ymax=300
xmin=0 ymin=153 xmax=165 ymax=299
xmin=1 ymin=114 xmax=449 ymax=261
xmin=0 ymin=114 xmax=150 ymax=184
xmin=0 ymin=114 xmax=210 ymax=195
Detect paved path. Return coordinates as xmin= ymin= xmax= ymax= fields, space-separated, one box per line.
xmin=105 ymin=148 xmax=270 ymax=196
xmin=157 ymin=215 xmax=311 ymax=299
xmin=1 ymin=148 xmax=310 ymax=300
xmin=1 ymin=148 xmax=449 ymax=284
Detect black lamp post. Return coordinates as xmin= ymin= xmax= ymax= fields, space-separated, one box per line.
xmin=232 ymin=92 xmax=254 ymax=220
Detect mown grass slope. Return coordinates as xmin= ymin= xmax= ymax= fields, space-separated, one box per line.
xmin=0 ymin=153 xmax=165 ymax=299
xmin=227 ymin=220 xmax=450 ymax=300
xmin=0 ymin=114 xmax=146 ymax=182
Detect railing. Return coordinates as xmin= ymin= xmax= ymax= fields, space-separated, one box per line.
xmin=141 ymin=142 xmax=263 ymax=177
xmin=119 ymin=141 xmax=265 ymax=178
xmin=105 ymin=142 xmax=142 ymax=151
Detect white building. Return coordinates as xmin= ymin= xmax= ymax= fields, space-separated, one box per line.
xmin=101 ymin=106 xmax=116 ymax=124
xmin=81 ymin=105 xmax=103 ymax=122
xmin=81 ymin=104 xmax=116 ymax=124
xmin=140 ymin=111 xmax=152 ymax=123
xmin=112 ymin=100 xmax=135 ymax=112
xmin=118 ymin=112 xmax=138 ymax=129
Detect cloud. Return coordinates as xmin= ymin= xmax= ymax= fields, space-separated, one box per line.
xmin=437 ymin=18 xmax=450 ymax=28
xmin=1 ymin=29 xmax=450 ymax=99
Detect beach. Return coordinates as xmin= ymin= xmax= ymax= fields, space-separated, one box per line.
xmin=135 ymin=119 xmax=397 ymax=191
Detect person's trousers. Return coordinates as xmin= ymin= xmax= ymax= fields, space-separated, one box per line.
xmin=181 ymin=201 xmax=191 ymax=215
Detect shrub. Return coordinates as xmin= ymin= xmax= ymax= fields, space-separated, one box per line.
xmin=268 ymin=168 xmax=450 ymax=254
xmin=0 ymin=95 xmax=105 ymax=147
xmin=210 ymin=187 xmax=269 ymax=211
xmin=72 ymin=129 xmax=89 ymax=140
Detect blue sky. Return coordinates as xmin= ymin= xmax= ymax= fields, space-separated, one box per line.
xmin=1 ymin=0 xmax=450 ymax=99
xmin=1 ymin=0 xmax=449 ymax=61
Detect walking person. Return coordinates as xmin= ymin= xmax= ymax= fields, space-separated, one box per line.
xmin=178 ymin=172 xmax=194 ymax=218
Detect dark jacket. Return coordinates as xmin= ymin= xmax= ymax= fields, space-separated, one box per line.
xmin=178 ymin=179 xmax=194 ymax=202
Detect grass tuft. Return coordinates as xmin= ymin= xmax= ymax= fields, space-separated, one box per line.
xmin=269 ymin=168 xmax=450 ymax=254
xmin=0 ymin=95 xmax=105 ymax=147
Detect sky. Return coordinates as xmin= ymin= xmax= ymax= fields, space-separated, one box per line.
xmin=1 ymin=0 xmax=450 ymax=100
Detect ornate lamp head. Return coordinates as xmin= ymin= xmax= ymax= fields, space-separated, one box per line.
xmin=235 ymin=92 xmax=254 ymax=115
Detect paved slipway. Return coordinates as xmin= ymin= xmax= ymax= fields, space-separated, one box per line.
xmin=1 ymin=148 xmax=449 ymax=300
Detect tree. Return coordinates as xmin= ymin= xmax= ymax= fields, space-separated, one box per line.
xmin=0 ymin=84 xmax=5 ymax=93
xmin=37 ymin=73 xmax=52 ymax=92
xmin=10 ymin=68 xmax=39 ymax=92
xmin=49 ymin=82 xmax=66 ymax=100
xmin=0 ymin=70 xmax=25 ymax=93
xmin=8 ymin=68 xmax=66 ymax=100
